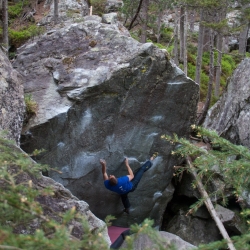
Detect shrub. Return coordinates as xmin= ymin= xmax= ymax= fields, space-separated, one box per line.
xmin=221 ymin=54 xmax=236 ymax=76
xmin=187 ymin=43 xmax=197 ymax=57
xmin=160 ymin=26 xmax=174 ymax=43
xmin=187 ymin=62 xmax=196 ymax=79
xmin=167 ymin=44 xmax=174 ymax=55
xmin=0 ymin=135 xmax=110 ymax=250
xmin=24 ymin=94 xmax=38 ymax=115
xmin=162 ymin=126 xmax=250 ymax=250
xmin=91 ymin=0 xmax=106 ymax=16
xmin=8 ymin=1 xmax=29 ymax=18
xmin=202 ymin=51 xmax=210 ymax=66
xmin=9 ymin=25 xmax=45 ymax=48
xmin=187 ymin=51 xmax=196 ymax=65
xmin=200 ymin=72 xmax=209 ymax=101
xmin=154 ymin=43 xmax=167 ymax=50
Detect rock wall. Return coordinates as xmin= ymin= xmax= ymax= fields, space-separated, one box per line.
xmin=0 ymin=47 xmax=111 ymax=245
xmin=0 ymin=48 xmax=25 ymax=145
xmin=204 ymin=58 xmax=250 ymax=148
xmin=13 ymin=15 xmax=199 ymax=227
xmin=121 ymin=231 xmax=196 ymax=249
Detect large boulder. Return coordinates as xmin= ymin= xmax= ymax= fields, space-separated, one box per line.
xmin=0 ymin=48 xmax=110 ymax=245
xmin=121 ymin=231 xmax=196 ymax=250
xmin=105 ymin=0 xmax=123 ymax=13
xmin=40 ymin=0 xmax=90 ymax=25
xmin=215 ymin=204 xmax=245 ymax=235
xmin=13 ymin=15 xmax=199 ymax=227
xmin=0 ymin=48 xmax=25 ymax=145
xmin=165 ymin=214 xmax=221 ymax=246
xmin=203 ymin=58 xmax=250 ymax=148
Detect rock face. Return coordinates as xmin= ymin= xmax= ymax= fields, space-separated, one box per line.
xmin=215 ymin=204 xmax=245 ymax=235
xmin=0 ymin=48 xmax=110 ymax=245
xmin=105 ymin=0 xmax=123 ymax=13
xmin=41 ymin=0 xmax=90 ymax=25
xmin=162 ymin=170 xmax=244 ymax=245
xmin=0 ymin=48 xmax=25 ymax=145
xmin=165 ymin=214 xmax=221 ymax=246
xmin=121 ymin=231 xmax=197 ymax=250
xmin=204 ymin=58 xmax=250 ymax=148
xmin=14 ymin=15 xmax=199 ymax=227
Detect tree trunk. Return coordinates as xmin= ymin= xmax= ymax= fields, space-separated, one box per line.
xmin=186 ymin=156 xmax=236 ymax=250
xmin=195 ymin=10 xmax=204 ymax=86
xmin=173 ymin=8 xmax=179 ymax=65
xmin=214 ymin=6 xmax=227 ymax=97
xmin=140 ymin=0 xmax=149 ymax=43
xmin=54 ymin=0 xmax=59 ymax=24
xmin=179 ymin=6 xmax=185 ymax=63
xmin=214 ymin=33 xmax=223 ymax=98
xmin=239 ymin=24 xmax=249 ymax=57
xmin=189 ymin=10 xmax=195 ymax=32
xmin=2 ymin=0 xmax=9 ymax=55
xmin=128 ymin=0 xmax=143 ymax=30
xmin=203 ymin=9 xmax=217 ymax=52
xmin=183 ymin=8 xmax=188 ymax=75
xmin=197 ymin=29 xmax=214 ymax=126
xmin=156 ymin=9 xmax=164 ymax=43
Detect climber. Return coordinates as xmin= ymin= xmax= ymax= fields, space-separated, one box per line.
xmin=100 ymin=154 xmax=157 ymax=214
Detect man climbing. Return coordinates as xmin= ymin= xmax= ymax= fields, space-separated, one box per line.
xmin=100 ymin=154 xmax=157 ymax=214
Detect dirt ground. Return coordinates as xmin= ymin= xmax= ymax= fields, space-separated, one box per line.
xmin=33 ymin=0 xmax=50 ymax=23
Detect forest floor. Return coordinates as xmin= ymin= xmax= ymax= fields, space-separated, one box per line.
xmin=33 ymin=0 xmax=49 ymax=23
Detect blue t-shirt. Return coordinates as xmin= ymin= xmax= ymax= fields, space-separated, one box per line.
xmin=104 ymin=176 xmax=133 ymax=194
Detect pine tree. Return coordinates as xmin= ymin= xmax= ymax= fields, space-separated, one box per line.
xmin=162 ymin=125 xmax=250 ymax=249
xmin=237 ymin=0 xmax=250 ymax=57
xmin=2 ymin=0 xmax=9 ymax=55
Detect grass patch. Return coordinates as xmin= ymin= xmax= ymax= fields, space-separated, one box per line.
xmin=24 ymin=94 xmax=38 ymax=115
xmin=8 ymin=0 xmax=30 ymax=18
xmin=9 ymin=25 xmax=45 ymax=48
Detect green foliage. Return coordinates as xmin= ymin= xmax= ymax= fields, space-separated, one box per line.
xmin=162 ymin=126 xmax=250 ymax=249
xmin=9 ymin=25 xmax=45 ymax=48
xmin=200 ymin=72 xmax=209 ymax=99
xmin=0 ymin=135 xmax=110 ymax=249
xmin=120 ymin=0 xmax=140 ymax=27
xmin=167 ymin=44 xmax=174 ymax=55
xmin=184 ymin=50 xmax=236 ymax=102
xmin=0 ymin=134 xmax=183 ymax=249
xmin=187 ymin=62 xmax=208 ymax=101
xmin=162 ymin=125 xmax=250 ymax=210
xmin=154 ymin=43 xmax=167 ymax=50
xmin=130 ymin=31 xmax=140 ymax=41
xmin=24 ymin=94 xmax=38 ymax=115
xmin=160 ymin=26 xmax=174 ymax=43
xmin=91 ymin=0 xmax=106 ymax=16
xmin=187 ymin=44 xmax=197 ymax=59
xmin=8 ymin=1 xmax=29 ymax=19
xmin=187 ymin=62 xmax=196 ymax=79
xmin=66 ymin=9 xmax=81 ymax=18
xmin=123 ymin=219 xmax=177 ymax=250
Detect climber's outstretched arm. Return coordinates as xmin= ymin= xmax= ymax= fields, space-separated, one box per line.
xmin=100 ymin=159 xmax=108 ymax=180
xmin=125 ymin=158 xmax=134 ymax=181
